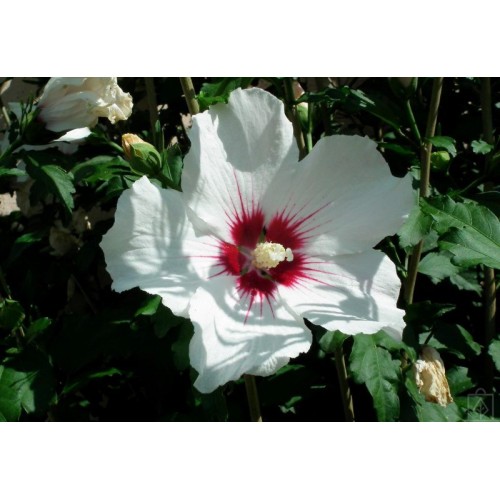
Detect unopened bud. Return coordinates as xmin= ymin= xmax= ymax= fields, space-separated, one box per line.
xmin=413 ymin=346 xmax=453 ymax=407
xmin=122 ymin=134 xmax=146 ymax=160
xmin=431 ymin=151 xmax=451 ymax=171
xmin=122 ymin=134 xmax=162 ymax=176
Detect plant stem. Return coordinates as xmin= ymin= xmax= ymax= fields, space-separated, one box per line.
xmin=283 ymin=78 xmax=307 ymax=160
xmin=244 ymin=374 xmax=263 ymax=422
xmin=179 ymin=77 xmax=200 ymax=116
xmin=404 ymin=99 xmax=422 ymax=143
xmin=0 ymin=264 xmax=25 ymax=340
xmin=144 ymin=77 xmax=159 ymax=133
xmin=305 ymin=101 xmax=314 ymax=154
xmin=334 ymin=345 xmax=355 ymax=421
xmin=404 ymin=77 xmax=444 ymax=304
xmin=480 ymin=77 xmax=497 ymax=391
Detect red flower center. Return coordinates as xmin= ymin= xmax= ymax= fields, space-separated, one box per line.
xmin=216 ymin=207 xmax=308 ymax=302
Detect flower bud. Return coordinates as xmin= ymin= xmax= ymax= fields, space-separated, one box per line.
xmin=413 ymin=346 xmax=453 ymax=407
xmin=431 ymin=151 xmax=451 ymax=171
xmin=122 ymin=134 xmax=162 ymax=176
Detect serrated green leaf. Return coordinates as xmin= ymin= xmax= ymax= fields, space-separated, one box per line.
xmin=1 ymin=347 xmax=56 ymax=416
xmin=428 ymin=136 xmax=457 ymax=157
xmin=446 ymin=366 xmax=474 ymax=395
xmin=0 ymin=365 xmax=22 ymax=421
xmin=72 ymin=155 xmax=129 ymax=184
xmin=421 ymin=196 xmax=500 ymax=269
xmin=404 ymin=301 xmax=455 ymax=331
xmin=471 ymin=139 xmax=493 ymax=155
xmin=425 ymin=323 xmax=481 ymax=360
xmin=404 ymin=376 xmax=463 ymax=421
xmin=25 ymin=157 xmax=75 ymax=215
xmin=160 ymin=144 xmax=183 ymax=189
xmin=0 ymin=299 xmax=25 ymax=332
xmin=418 ymin=252 xmax=460 ymax=282
xmin=488 ymin=340 xmax=500 ymax=372
xmin=440 ymin=227 xmax=500 ymax=268
xmin=398 ymin=205 xmax=433 ymax=250
xmin=349 ymin=334 xmax=401 ymax=421
xmin=466 ymin=192 xmax=500 ymax=217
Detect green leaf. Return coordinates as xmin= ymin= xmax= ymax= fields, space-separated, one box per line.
xmin=428 ymin=136 xmax=457 ymax=157
xmin=427 ymin=323 xmax=481 ymax=360
xmin=0 ymin=167 xmax=28 ymax=178
xmin=418 ymin=252 xmax=460 ymax=282
xmin=488 ymin=340 xmax=500 ymax=372
xmin=404 ymin=376 xmax=463 ymax=422
xmin=62 ymin=367 xmax=123 ymax=395
xmin=25 ymin=317 xmax=52 ymax=341
xmin=1 ymin=347 xmax=56 ymax=417
xmin=5 ymin=230 xmax=46 ymax=267
xmin=421 ymin=196 xmax=500 ymax=269
xmin=171 ymin=321 xmax=194 ymax=371
xmin=466 ymin=192 xmax=500 ymax=218
xmin=471 ymin=139 xmax=493 ymax=155
xmin=0 ymin=299 xmax=25 ymax=332
xmin=25 ymin=156 xmax=75 ymax=215
xmin=318 ymin=330 xmax=348 ymax=354
xmin=134 ymin=294 xmax=162 ymax=317
xmin=161 ymin=144 xmax=183 ymax=188
xmin=404 ymin=301 xmax=455 ymax=331
xmin=349 ymin=334 xmax=401 ymax=421
xmin=440 ymin=227 xmax=500 ymax=268
xmin=446 ymin=366 xmax=474 ymax=396
xmin=398 ymin=205 xmax=433 ymax=250
xmin=72 ymin=155 xmax=129 ymax=184
xmin=0 ymin=365 xmax=22 ymax=421
xmin=197 ymin=78 xmax=254 ymax=110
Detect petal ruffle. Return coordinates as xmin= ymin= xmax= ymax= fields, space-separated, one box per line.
xmin=182 ymin=87 xmax=299 ymax=242
xmin=262 ymin=135 xmax=414 ymax=256
xmin=188 ymin=275 xmax=311 ymax=393
xmin=278 ymin=250 xmax=406 ymax=339
xmin=100 ymin=176 xmax=219 ymax=317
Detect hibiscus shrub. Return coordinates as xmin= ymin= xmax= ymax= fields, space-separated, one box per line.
xmin=0 ymin=77 xmax=498 ymax=421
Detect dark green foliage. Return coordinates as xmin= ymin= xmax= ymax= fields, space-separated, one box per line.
xmin=0 ymin=77 xmax=499 ymax=421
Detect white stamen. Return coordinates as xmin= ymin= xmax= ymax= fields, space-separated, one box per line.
xmin=252 ymin=242 xmax=294 ymax=270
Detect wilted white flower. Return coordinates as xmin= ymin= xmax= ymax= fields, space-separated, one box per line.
xmin=414 ymin=346 xmax=453 ymax=407
xmin=38 ymin=78 xmax=133 ymax=133
xmin=101 ymin=88 xmax=413 ymax=393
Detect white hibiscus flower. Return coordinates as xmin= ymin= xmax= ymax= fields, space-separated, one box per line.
xmin=100 ymin=88 xmax=414 ymax=393
xmin=37 ymin=77 xmax=133 ymax=133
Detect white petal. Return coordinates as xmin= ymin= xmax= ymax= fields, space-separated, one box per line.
xmin=188 ymin=275 xmax=311 ymax=393
xmin=279 ymin=250 xmax=406 ymax=339
xmin=182 ymin=88 xmax=298 ymax=242
xmin=54 ymin=127 xmax=91 ymax=142
xmin=100 ymin=177 xmax=219 ymax=317
xmin=262 ymin=135 xmax=414 ymax=256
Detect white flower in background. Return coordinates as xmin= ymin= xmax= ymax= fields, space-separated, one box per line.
xmin=37 ymin=78 xmax=133 ymax=133
xmin=414 ymin=346 xmax=453 ymax=407
xmin=100 ymin=88 xmax=413 ymax=393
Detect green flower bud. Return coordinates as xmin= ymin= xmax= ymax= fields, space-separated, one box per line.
xmin=122 ymin=134 xmax=162 ymax=176
xmin=431 ymin=150 xmax=451 ymax=171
